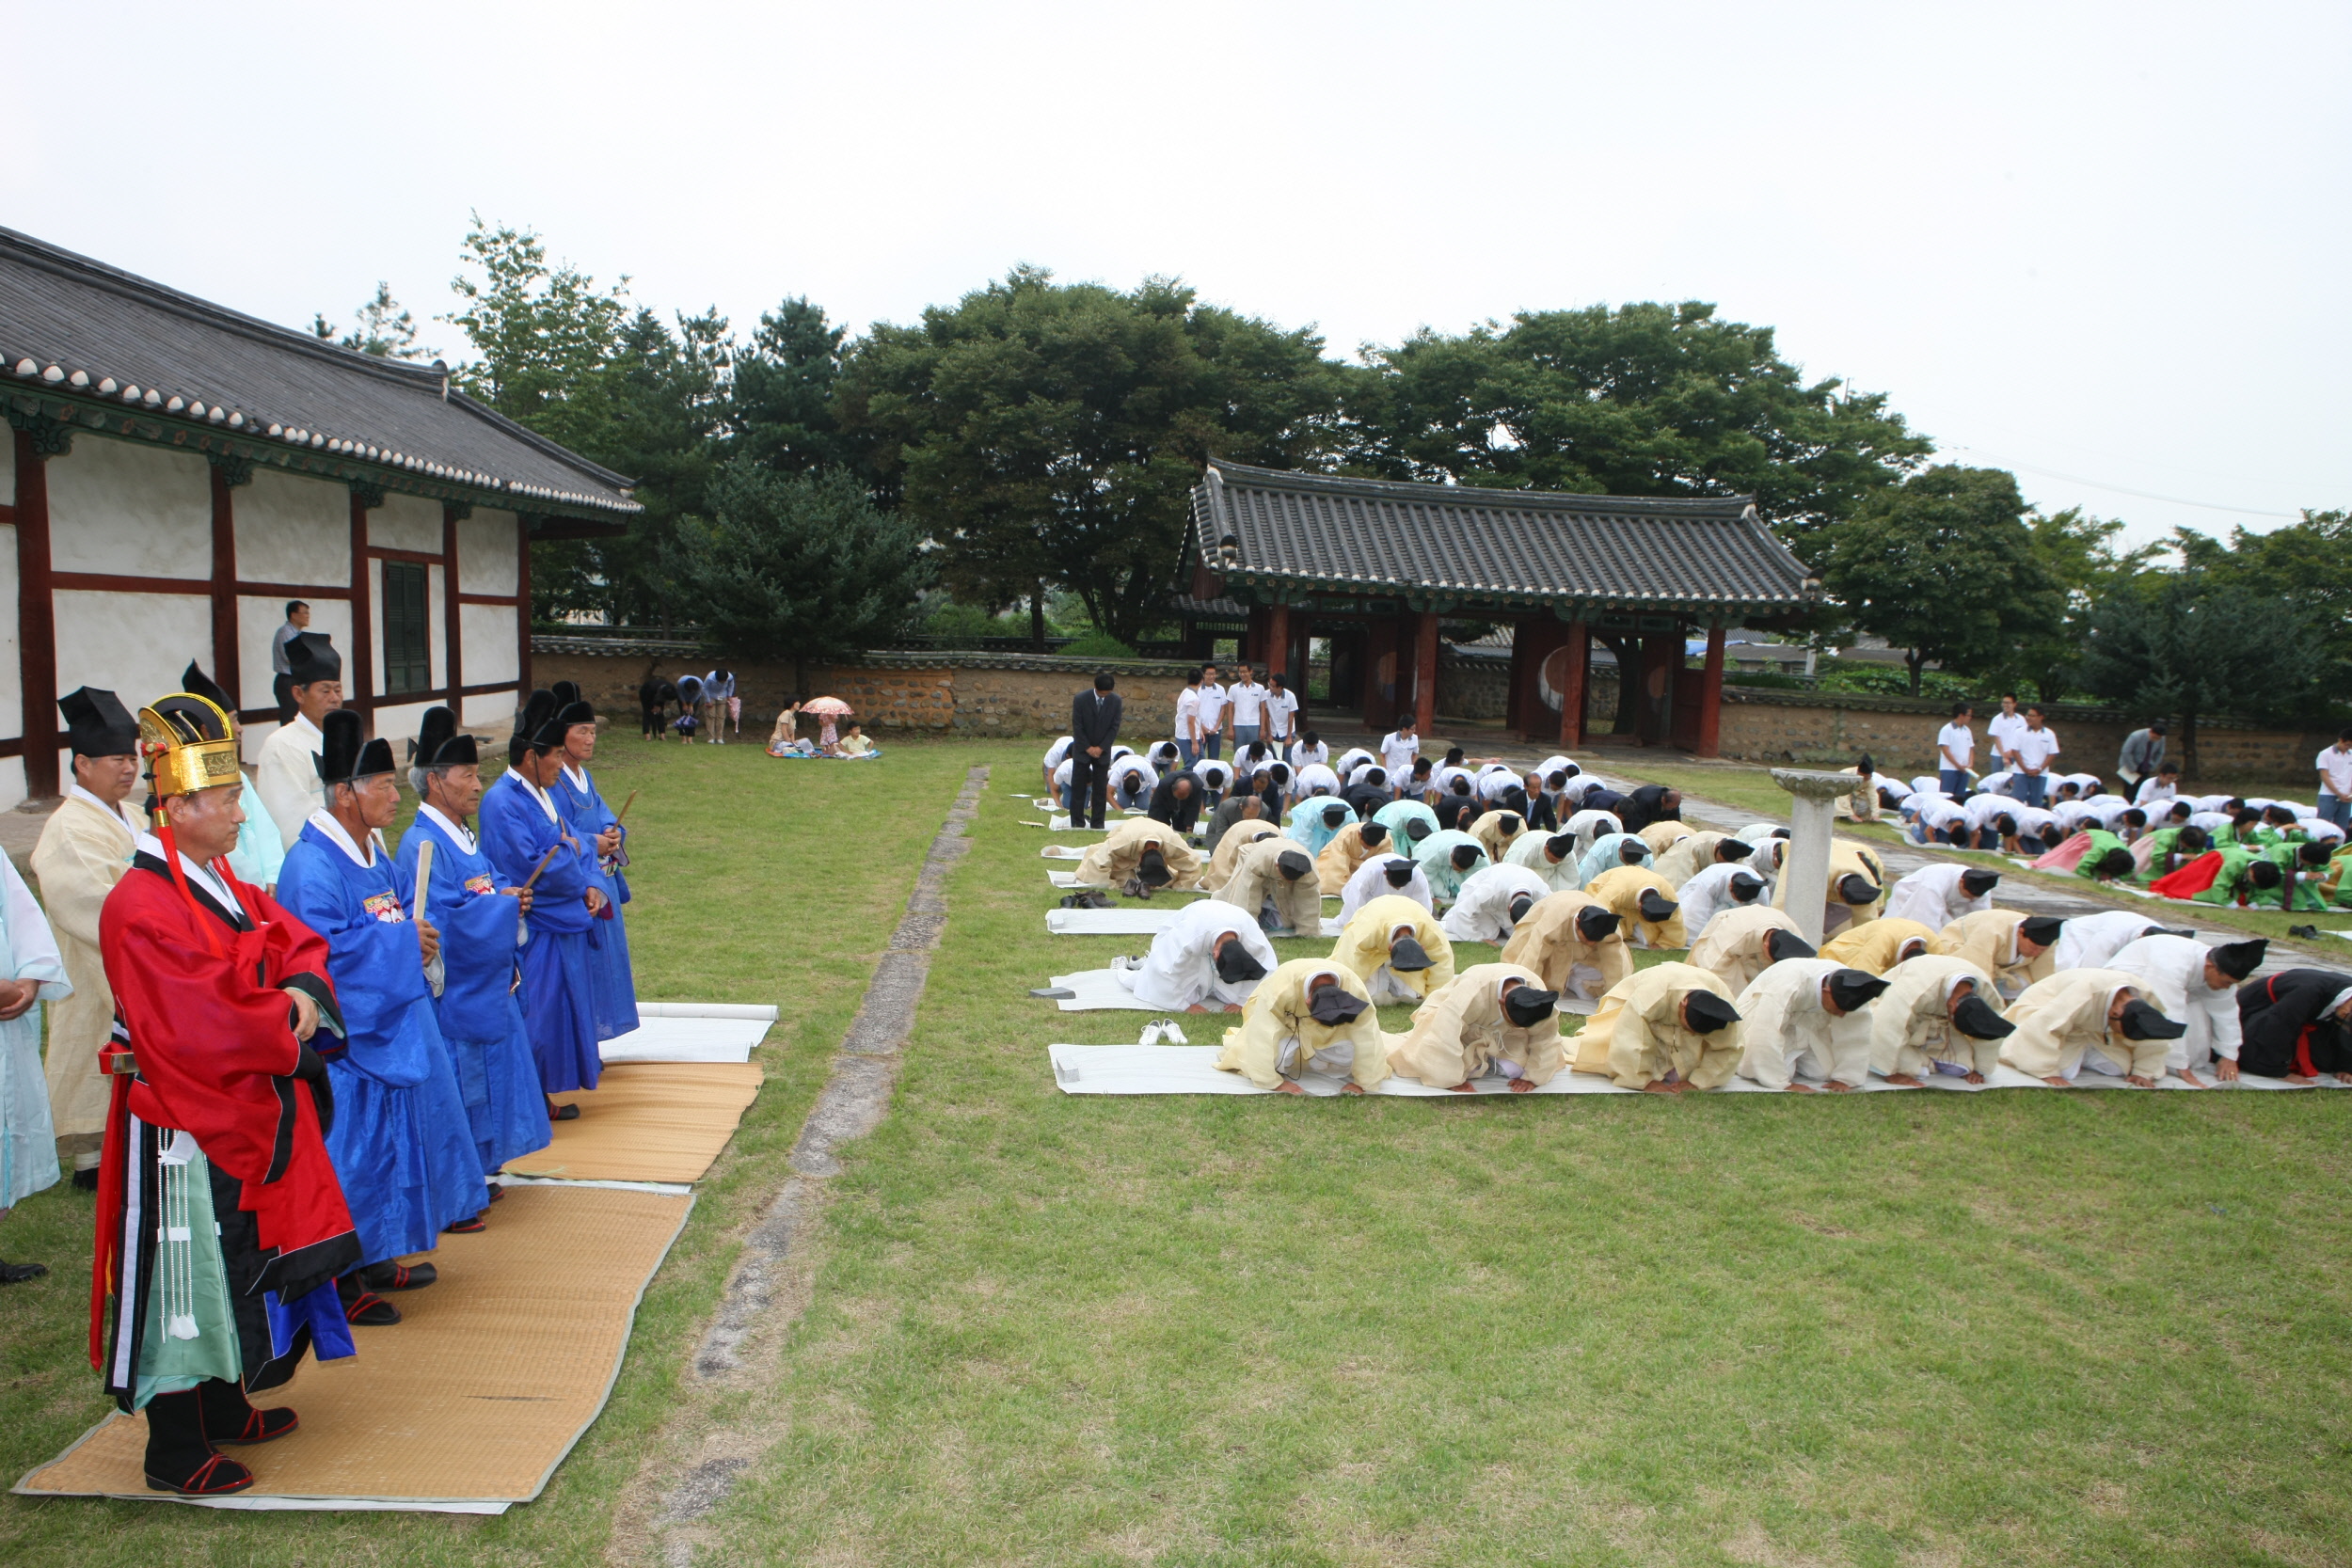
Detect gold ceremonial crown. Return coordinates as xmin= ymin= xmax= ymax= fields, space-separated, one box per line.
xmin=137 ymin=694 xmax=244 ymax=800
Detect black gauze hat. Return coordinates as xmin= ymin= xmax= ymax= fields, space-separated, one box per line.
xmin=550 ymin=680 xmax=582 ymax=708
xmin=1837 ymin=873 xmax=1879 ymax=906
xmin=1575 ymin=905 xmax=1622 ymax=942
xmin=2095 ymin=848 xmax=2137 ymax=879
xmin=1382 ymin=858 xmax=1414 ymax=888
xmin=315 ymin=708 xmax=393 ymax=784
xmin=2209 ymin=938 xmax=2267 ymax=981
xmin=179 ymin=660 xmax=232 ymax=714
xmin=1389 ymin=934 xmax=1434 ymax=972
xmin=1136 ymin=846 xmax=1171 ymax=886
xmin=1508 ymin=892 xmax=1535 ymax=926
xmin=1729 ymin=871 xmax=1765 ymax=902
xmin=411 ymin=705 xmax=474 ymax=768
xmin=1308 ymin=985 xmax=1368 ymax=1026
xmin=57 ymin=686 xmax=138 ymax=758
xmin=1502 ymin=985 xmax=1559 ymax=1028
xmin=1637 ymin=888 xmax=1678 ymax=924
xmin=1960 ymin=869 xmax=2001 ymax=896
xmin=1277 ymin=849 xmax=1311 ymax=881
xmin=1620 ymin=840 xmax=1646 ymax=863
xmin=1450 ymin=844 xmax=1481 ymax=872
xmin=515 ymin=689 xmax=556 ymax=742
xmin=2249 ymin=861 xmax=2282 ymax=889
xmin=2019 ymin=916 xmax=2064 ymax=946
xmin=1214 ymin=940 xmax=1267 ymax=985
xmin=1323 ymin=803 xmax=1348 ymax=828
xmin=1719 ymin=840 xmax=1756 ymax=861
xmin=1547 ymin=832 xmax=1576 ymax=858
xmin=1826 ymin=969 xmax=1890 ymax=1012
xmin=555 ymin=700 xmax=596 ymax=734
xmin=1360 ymin=821 xmax=1390 ymax=847
xmin=2119 ymin=998 xmax=2187 ymax=1040
xmin=1764 ymin=928 xmax=1817 ymax=963
xmin=283 ymin=631 xmax=342 ymax=685
xmin=1951 ymin=994 xmax=2013 ymax=1039
xmin=1403 ymin=818 xmax=1431 ymax=842
xmin=1682 ymin=990 xmax=1740 ymax=1033
xmin=1497 ymin=814 xmax=1520 ymax=834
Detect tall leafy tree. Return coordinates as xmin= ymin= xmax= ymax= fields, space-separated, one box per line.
xmin=733 ymin=297 xmax=852 ymax=479
xmin=2176 ymin=510 xmax=2352 ymax=703
xmin=441 ymin=216 xmax=633 ymax=455
xmin=1817 ymin=466 xmax=2062 ymax=695
xmin=2076 ymin=578 xmax=2314 ymax=778
xmin=836 ymin=267 xmax=1349 ymax=647
xmin=2008 ymin=507 xmax=2160 ymax=702
xmin=312 ymin=282 xmax=436 ymax=361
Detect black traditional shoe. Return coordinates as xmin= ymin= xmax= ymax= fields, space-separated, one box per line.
xmin=551 ymin=1102 xmax=580 ymax=1121
xmin=337 ymin=1275 xmax=403 ymax=1325
xmin=0 ymin=1259 xmax=47 ymax=1284
xmin=143 ymin=1387 xmax=257 ymax=1496
xmin=443 ymin=1215 xmax=486 ymax=1234
xmin=72 ymin=1167 xmax=98 ymax=1192
xmin=361 ymin=1260 xmax=437 ymax=1291
xmin=198 ymin=1378 xmax=300 ymax=1446
xmin=485 ymin=1183 xmax=507 ymax=1203
xmin=2290 ymin=925 xmax=2322 ymax=941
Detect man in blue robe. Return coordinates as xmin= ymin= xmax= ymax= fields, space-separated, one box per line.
xmin=548 ymin=683 xmax=638 ymax=1043
xmin=479 ymin=690 xmax=605 ymax=1114
xmin=396 ymin=707 xmax=547 ymax=1190
xmin=274 ymin=711 xmax=484 ymax=1324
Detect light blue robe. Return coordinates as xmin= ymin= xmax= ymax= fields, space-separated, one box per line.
xmin=225 ymin=772 xmax=286 ymax=890
xmin=0 ymin=854 xmax=68 ymax=1210
xmin=1576 ymin=832 xmax=1654 ymax=888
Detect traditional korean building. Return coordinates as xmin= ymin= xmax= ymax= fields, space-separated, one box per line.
xmin=0 ymin=226 xmax=635 ymax=807
xmin=1184 ymin=459 xmax=1818 ymax=753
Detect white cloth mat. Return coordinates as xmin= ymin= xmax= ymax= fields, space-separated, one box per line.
xmin=632 ymin=1002 xmax=779 ymax=1021
xmin=1044 ymin=970 xmax=1160 ymax=1010
xmin=1046 ymin=909 xmax=1339 ymax=936
xmin=1041 ymin=845 xmax=1088 ymax=860
xmin=598 ymin=1013 xmax=771 ymax=1063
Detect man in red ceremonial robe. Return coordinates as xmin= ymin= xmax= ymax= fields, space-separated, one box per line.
xmin=92 ymin=691 xmax=360 ymax=1497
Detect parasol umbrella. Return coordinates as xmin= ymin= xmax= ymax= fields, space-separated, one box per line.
xmin=801 ymin=696 xmax=854 ymax=717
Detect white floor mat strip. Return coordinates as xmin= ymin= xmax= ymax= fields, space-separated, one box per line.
xmin=598 ymin=1013 xmax=771 ymax=1064
xmin=1043 ymin=970 xmax=1162 ymax=1011
xmin=1046 ymin=909 xmax=1339 ymax=937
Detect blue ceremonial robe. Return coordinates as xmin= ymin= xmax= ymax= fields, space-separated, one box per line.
xmin=554 ymin=762 xmax=639 ymax=1041
xmin=276 ymin=821 xmax=486 ymax=1266
xmin=395 ymin=809 xmax=548 ymax=1177
xmin=479 ymin=773 xmax=601 ymax=1095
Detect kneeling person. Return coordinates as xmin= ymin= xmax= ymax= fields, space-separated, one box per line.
xmin=1116 ymin=896 xmax=1276 ymax=1014
xmin=1500 ymin=895 xmax=1630 ymax=1011
xmin=1214 ymin=837 xmax=1322 ymax=936
xmin=1584 ymin=863 xmax=1687 ymax=949
xmin=1734 ymin=961 xmax=1889 ymax=1093
xmin=1689 ymin=903 xmax=1815 ymax=993
xmin=1573 ymin=962 xmax=1744 ymax=1092
xmin=1332 ymin=894 xmax=1455 ymax=1003
xmin=1074 ymin=817 xmax=1203 ymax=890
xmin=1215 ymin=960 xmax=1388 ymax=1094
xmin=1997 ymin=969 xmax=2185 ymax=1086
xmin=1867 ymin=957 xmax=2013 ymax=1085
xmin=1388 ymin=964 xmax=1564 ymax=1092
xmin=1440 ymin=863 xmax=1553 ymax=945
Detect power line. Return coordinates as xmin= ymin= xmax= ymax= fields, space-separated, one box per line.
xmin=1937 ymin=443 xmax=2303 ymax=520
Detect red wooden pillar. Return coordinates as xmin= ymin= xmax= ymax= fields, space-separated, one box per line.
xmin=1557 ymin=619 xmax=1588 ymax=750
xmin=1263 ymin=603 xmax=1289 ymax=680
xmin=13 ymin=429 xmax=58 ymax=799
xmin=1696 ymin=622 xmax=1726 ymax=758
xmin=208 ymin=463 xmax=241 ymax=715
xmin=1412 ymin=610 xmax=1439 ymax=737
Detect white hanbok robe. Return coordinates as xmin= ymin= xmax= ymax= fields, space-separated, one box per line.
xmin=1882 ymin=863 xmax=1994 ymax=929
xmin=253 ymin=713 xmax=326 ymax=850
xmin=1677 ymin=861 xmax=1768 ymax=939
xmin=1338 ymin=855 xmax=1434 ymax=926
xmin=0 ymin=854 xmax=71 ymax=1208
xmin=1114 ymin=896 xmax=1280 ymax=1012
xmin=1502 ymin=831 xmax=1583 ymax=895
xmin=2049 ymin=910 xmax=2164 ymax=973
xmin=1439 ymin=863 xmax=1554 ymax=944
xmin=2106 ymin=934 xmax=2243 ymax=1073
xmin=1734 ymin=958 xmax=1874 ymax=1090
xmin=1563 ymin=809 xmax=1623 ymax=860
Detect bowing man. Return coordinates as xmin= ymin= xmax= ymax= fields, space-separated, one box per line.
xmin=1388 ymin=964 xmax=1565 ymax=1092
xmin=1214 ymin=958 xmax=1388 ymax=1094
xmin=1688 ymin=904 xmax=1815 ymax=994
xmin=1571 ymin=962 xmax=1744 ymax=1092
xmin=93 ymin=690 xmax=357 ymax=1495
xmin=1112 ymin=896 xmax=1276 ymax=1014
xmin=1331 ymin=894 xmax=1456 ymax=1003
xmin=481 ymin=691 xmax=607 ymax=1109
xmin=2237 ymin=970 xmax=2352 ymax=1083
xmin=1214 ymin=838 xmax=1322 ymax=936
xmin=1505 ymin=829 xmax=1587 ymax=895
xmin=1498 ymin=894 xmax=1631 ymax=1012
xmin=548 ymin=690 xmax=639 ymax=1044
xmin=1317 ymin=816 xmax=1391 ymax=895
xmin=1998 ymin=969 xmax=2185 ymax=1087
xmin=1338 ymin=853 xmax=1433 ymax=925
xmin=274 ymin=711 xmax=484 ymax=1314
xmin=1733 ymin=962 xmax=1889 ymax=1093
xmin=396 ymin=707 xmax=548 ymax=1187
xmin=1867 ymin=956 xmax=2013 ymax=1085
xmin=1439 ymin=863 xmax=1553 ymax=946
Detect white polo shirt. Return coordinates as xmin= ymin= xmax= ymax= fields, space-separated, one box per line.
xmin=1987 ymin=709 xmax=2030 ymax=759
xmin=1935 ymin=721 xmax=1975 ymax=768
xmin=2010 ymin=725 xmax=2061 ymax=773
xmin=1174 ymin=686 xmax=1200 ymax=741
xmin=1263 ymin=688 xmax=1297 ymax=739
xmin=1196 ymin=683 xmax=1228 ymax=733
xmin=1288 ymin=737 xmax=1328 ymax=771
xmin=1230 ymin=681 xmax=1266 ymax=726
xmin=1380 ymin=730 xmax=1420 ymax=776
xmin=2318 ymin=744 xmax=2352 ymax=800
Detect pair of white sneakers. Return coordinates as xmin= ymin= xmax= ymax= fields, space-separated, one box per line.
xmin=1138 ymin=1018 xmax=1190 ymax=1046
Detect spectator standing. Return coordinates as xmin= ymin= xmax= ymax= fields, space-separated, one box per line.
xmin=1196 ymin=665 xmax=1228 ymax=762
xmin=1380 ymin=714 xmax=1421 ymax=788
xmin=269 ymin=600 xmax=310 ymax=723
xmin=2116 ymin=721 xmax=2166 ymax=796
xmin=2317 ymin=730 xmax=2352 ymax=832
xmin=1070 ymin=673 xmax=1124 ymax=830
xmin=1264 ymin=673 xmax=1298 ymax=747
xmin=1987 ymin=694 xmax=2029 ymax=775
xmin=1935 ymin=704 xmax=1975 ymax=799
xmin=1174 ymin=670 xmax=1203 ymax=768
xmin=2010 ymin=705 xmax=2061 ymax=806
xmin=1229 ymin=664 xmax=1266 ymax=751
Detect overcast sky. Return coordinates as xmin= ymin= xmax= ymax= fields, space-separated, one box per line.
xmin=11 ymin=1 xmax=2344 ymax=547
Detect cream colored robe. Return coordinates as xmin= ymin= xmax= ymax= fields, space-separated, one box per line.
xmin=1639 ymin=820 xmax=1693 ymax=855
xmin=1467 ymin=810 xmax=1525 ymax=864
xmin=1215 ymin=835 xmax=1324 ymax=935
xmin=1315 ymin=822 xmax=1387 ymax=895
xmin=1931 ymin=909 xmax=2052 ymax=998
xmin=1572 ymin=961 xmax=1743 ymax=1089
xmin=1216 ymin=958 xmax=1389 ymax=1089
xmin=1820 ymin=918 xmax=1937 ymax=975
xmin=253 ymin=713 xmax=325 ymax=850
xmin=1387 ymin=963 xmax=1565 ymax=1087
xmin=31 ymin=791 xmax=138 ymax=1152
xmin=1502 ymin=830 xmax=1584 ymax=895
xmin=1688 ymin=903 xmax=1807 ymax=994
xmin=1734 ymin=958 xmax=1874 ymax=1089
xmin=1497 ymin=891 xmax=1632 ymax=1009
xmin=1867 ymin=955 xmax=2003 ymax=1078
xmin=1998 ymin=968 xmax=2163 ymax=1081
xmin=1583 ymin=864 xmax=1688 ymax=949
xmin=1652 ymin=831 xmax=1731 ymax=889
xmin=1200 ymin=819 xmax=1280 ymax=892
xmin=1329 ymin=895 xmax=1456 ymax=1004
xmin=1073 ymin=818 xmax=1204 ymax=889
xmin=1772 ymin=837 xmax=1886 ymax=936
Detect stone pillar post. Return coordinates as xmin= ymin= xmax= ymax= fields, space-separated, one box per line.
xmin=1771 ymin=768 xmax=1853 ymax=946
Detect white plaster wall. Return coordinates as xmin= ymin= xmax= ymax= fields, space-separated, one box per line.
xmin=460 ymin=603 xmax=518 ymax=689
xmin=369 ymin=492 xmax=442 ymax=555
xmin=462 ymin=689 xmax=520 ymax=730
xmin=234 ymin=467 xmax=349 ymax=587
xmin=373 ymin=699 xmax=440 ymax=754
xmin=368 ymin=558 xmax=386 ymax=697
xmin=0 ymin=523 xmax=22 ymax=742
xmin=0 ymin=429 xmax=15 ymax=499
xmin=0 ymin=756 xmax=27 ymax=814
xmin=46 ymin=438 xmax=210 ymax=579
xmin=456 ymin=509 xmax=519 ymax=596
xmin=428 ymin=563 xmax=448 ymax=692
xmin=237 ymin=594 xmax=352 ymax=758
xmin=55 ymin=589 xmax=212 ymax=716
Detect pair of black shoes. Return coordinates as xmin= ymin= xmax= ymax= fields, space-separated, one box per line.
xmin=143 ymin=1378 xmax=299 ymax=1496
xmin=0 ymin=1259 xmax=45 ymax=1284
xmin=337 ymin=1259 xmax=437 ymax=1325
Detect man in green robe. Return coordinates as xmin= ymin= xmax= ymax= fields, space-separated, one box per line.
xmin=2073 ymin=830 xmax=2137 ymax=883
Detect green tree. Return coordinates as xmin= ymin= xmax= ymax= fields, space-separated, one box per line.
xmin=2007 ymin=506 xmax=2160 ymax=702
xmin=2076 ymin=578 xmax=2314 ymax=779
xmin=836 ymin=266 xmax=1348 ymax=648
xmin=441 ymin=216 xmax=633 ymax=455
xmin=733 ymin=297 xmax=852 ymax=479
xmin=663 ymin=464 xmax=931 ymax=693
xmin=2177 ymin=510 xmax=2352 ymax=705
xmin=312 ymin=282 xmax=436 ymax=361
xmin=1817 ymin=466 xmax=2063 ymax=696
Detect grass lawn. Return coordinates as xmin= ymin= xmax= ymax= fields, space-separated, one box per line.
xmin=10 ymin=736 xmax=2352 ymax=1565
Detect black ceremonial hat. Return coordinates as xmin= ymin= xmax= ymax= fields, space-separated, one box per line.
xmin=1381 ymin=858 xmax=1414 ymax=887
xmin=1763 ymin=928 xmax=1817 ymax=964
xmin=2119 ymin=999 xmax=2187 ymax=1040
xmin=2019 ymin=916 xmax=2064 ymax=947
xmin=1682 ymin=990 xmax=1740 ymax=1033
xmin=1575 ymin=905 xmax=1622 ymax=942
xmin=555 ymin=700 xmax=596 ymax=734
xmin=550 ymin=681 xmax=583 ymax=708
xmin=1837 ymin=872 xmax=1881 ymax=906
xmin=1718 ymin=840 xmax=1755 ymax=861
xmin=412 ymin=705 xmax=478 ymax=768
xmin=2209 ymin=938 xmax=2267 ymax=981
xmin=179 ymin=660 xmax=232 ymax=714
xmin=57 ymin=686 xmax=138 ymax=758
xmin=1951 ymin=995 xmax=2014 ymax=1040
xmin=1728 ymin=871 xmax=1765 ymax=901
xmin=1826 ymin=969 xmax=1891 ymax=1012
xmin=284 ymin=632 xmax=342 ymax=685
xmin=1277 ymin=849 xmax=1312 ymax=881
xmin=1547 ymin=832 xmax=1576 ymax=858
xmin=1502 ymin=985 xmax=1560 ymax=1028
xmin=1214 ymin=941 xmax=1267 ymax=985
xmin=1637 ymin=888 xmax=1679 ymax=924
xmin=1508 ymin=891 xmax=1536 ymax=925
xmin=1359 ymin=820 xmax=1389 ymax=846
xmin=1960 ymin=869 xmax=2002 ymax=896
xmin=1388 ymin=934 xmax=1434 ymax=972
xmin=315 ymin=708 xmax=393 ymax=784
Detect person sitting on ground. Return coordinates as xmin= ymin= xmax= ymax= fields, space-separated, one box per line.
xmin=1931 ymin=910 xmax=2061 ymax=999
xmin=1073 ymin=818 xmax=1203 ymax=891
xmin=1689 ymin=903 xmax=1816 ymax=993
xmin=1317 ymin=816 xmax=1391 ymax=894
xmin=1571 ymin=962 xmax=1744 ymax=1092
xmin=1583 ymin=863 xmax=1687 ymax=949
xmin=1467 ymin=807 xmax=1525 ymax=864
xmin=1819 ymin=917 xmax=1936 ymax=975
xmin=769 ymin=707 xmax=815 ymax=756
xmin=1499 ymin=893 xmax=1630 ymax=1011
xmin=1883 ymin=864 xmax=2001 ymax=929
xmin=1734 ymin=961 xmax=1890 ymax=1093
xmin=835 ymin=722 xmax=876 ymax=757
xmin=1867 ymin=956 xmax=2013 ymax=1085
xmin=2237 ymin=969 xmax=2352 ymax=1083
xmin=1676 ymin=859 xmax=1768 ymax=937
xmin=1331 ymin=894 xmax=1457 ymax=1004
xmin=1652 ymin=831 xmax=1744 ymax=890
xmin=1338 ymin=854 xmax=1433 ymax=924
xmin=1202 ymin=789 xmax=1267 ymax=855
xmin=1114 ymin=895 xmax=1278 ymax=1014
xmin=1412 ymin=830 xmax=1489 ymax=904
xmin=1387 ymin=964 xmax=1565 ymax=1093
xmin=1575 ymin=831 xmax=1654 ymax=889
xmin=2108 ymin=934 xmax=2265 ymax=1086
xmin=1504 ymin=828 xmax=1589 ymax=895
xmin=1997 ymin=969 xmax=2185 ymax=1087
xmin=1214 ymin=960 xmax=1388 ymax=1094
xmin=1200 ymin=815 xmax=1281 ymax=891
xmin=1147 ymin=769 xmax=1206 ymax=835
xmin=1215 ymin=837 xmax=1323 ymax=937
xmin=1439 ymin=863 xmax=1553 ymax=946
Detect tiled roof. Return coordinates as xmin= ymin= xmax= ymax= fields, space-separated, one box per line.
xmin=0 ymin=226 xmax=638 ymax=519
xmin=1191 ymin=460 xmax=1814 ymax=615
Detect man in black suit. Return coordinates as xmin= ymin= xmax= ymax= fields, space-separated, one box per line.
xmin=1070 ymin=672 xmax=1123 ymax=830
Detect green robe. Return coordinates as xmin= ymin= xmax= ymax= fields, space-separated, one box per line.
xmin=2074 ymin=829 xmax=2131 ymax=881
xmin=2137 ymin=827 xmax=2203 ymax=885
